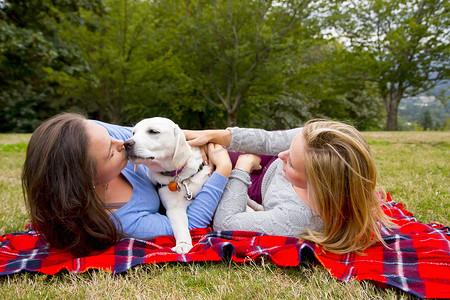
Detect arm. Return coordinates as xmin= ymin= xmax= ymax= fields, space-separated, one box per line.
xmin=213 ymin=168 xmax=304 ymax=237
xmin=186 ymin=172 xmax=228 ymax=229
xmin=115 ymin=211 xmax=174 ymax=239
xmin=213 ymin=153 xmax=318 ymax=236
xmin=213 ymin=154 xmax=262 ymax=231
xmin=118 ymin=172 xmax=229 ymax=238
xmin=187 ymin=143 xmax=232 ymax=229
xmin=212 ymin=168 xmax=253 ymax=231
xmin=184 ymin=129 xmax=232 ymax=148
xmin=226 ymin=127 xmax=301 ymax=155
xmin=185 ymin=127 xmax=302 ymax=156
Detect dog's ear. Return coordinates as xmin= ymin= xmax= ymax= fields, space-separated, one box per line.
xmin=172 ymin=125 xmax=192 ymax=169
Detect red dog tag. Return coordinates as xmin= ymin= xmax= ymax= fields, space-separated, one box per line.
xmin=168 ymin=181 xmax=179 ymax=192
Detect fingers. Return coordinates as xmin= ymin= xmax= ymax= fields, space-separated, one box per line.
xmin=184 ymin=130 xmax=203 ymax=147
xmin=187 ymin=138 xmax=203 ymax=147
xmin=254 ymin=156 xmax=262 ymax=170
xmin=207 ymin=143 xmax=218 ymax=163
xmin=235 ymin=154 xmax=261 ymax=172
xmin=207 ymin=143 xmax=228 ymax=164
xmin=208 ymin=143 xmax=226 ymax=154
xmin=186 ymin=137 xmax=203 ymax=147
xmin=199 ymin=144 xmax=208 ymax=163
xmin=183 ymin=130 xmax=194 ymax=140
xmin=206 ymin=143 xmax=217 ymax=174
xmin=207 ymin=143 xmax=232 ymax=177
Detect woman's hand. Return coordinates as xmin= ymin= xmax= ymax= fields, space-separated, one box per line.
xmin=184 ymin=129 xmax=232 ymax=148
xmin=207 ymin=143 xmax=232 ymax=178
xmin=235 ymin=154 xmax=262 ymax=173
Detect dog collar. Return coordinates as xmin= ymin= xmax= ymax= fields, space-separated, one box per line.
xmin=159 ymin=162 xmax=204 ymax=178
xmin=156 ymin=162 xmax=206 ymax=200
xmin=160 ymin=166 xmax=185 ymax=177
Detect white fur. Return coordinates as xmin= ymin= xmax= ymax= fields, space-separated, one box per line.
xmin=125 ymin=117 xmax=211 ymax=254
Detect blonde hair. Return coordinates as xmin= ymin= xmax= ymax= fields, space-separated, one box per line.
xmin=298 ymin=119 xmax=393 ymax=254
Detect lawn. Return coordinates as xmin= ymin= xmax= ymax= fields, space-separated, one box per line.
xmin=0 ymin=131 xmax=449 ymax=299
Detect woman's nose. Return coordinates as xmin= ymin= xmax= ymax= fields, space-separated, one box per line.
xmin=278 ymin=150 xmax=287 ymax=161
xmin=115 ymin=139 xmax=125 ymax=150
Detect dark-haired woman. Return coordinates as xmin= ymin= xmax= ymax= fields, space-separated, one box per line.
xmin=22 ymin=113 xmax=232 ymax=256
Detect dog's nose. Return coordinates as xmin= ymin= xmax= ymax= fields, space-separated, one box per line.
xmin=124 ymin=139 xmax=135 ymax=151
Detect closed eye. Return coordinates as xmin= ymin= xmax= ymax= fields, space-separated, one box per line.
xmin=148 ymin=129 xmax=160 ymax=134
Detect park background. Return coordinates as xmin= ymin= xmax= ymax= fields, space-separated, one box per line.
xmin=1 ymin=1 xmax=449 ymax=298
xmin=1 ymin=0 xmax=449 ymax=133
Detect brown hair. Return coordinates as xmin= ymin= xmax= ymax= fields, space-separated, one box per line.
xmin=22 ymin=113 xmax=119 ymax=257
xmin=298 ymin=119 xmax=393 ymax=254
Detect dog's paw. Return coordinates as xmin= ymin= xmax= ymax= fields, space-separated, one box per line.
xmin=172 ymin=242 xmax=193 ymax=254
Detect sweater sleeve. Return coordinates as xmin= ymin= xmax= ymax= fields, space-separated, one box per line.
xmin=213 ymin=168 xmax=319 ymax=237
xmin=212 ymin=169 xmax=253 ymax=230
xmin=226 ymin=127 xmax=302 ymax=155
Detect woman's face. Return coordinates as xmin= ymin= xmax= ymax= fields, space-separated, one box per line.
xmin=85 ymin=121 xmax=127 ymax=185
xmin=278 ymin=133 xmax=308 ymax=189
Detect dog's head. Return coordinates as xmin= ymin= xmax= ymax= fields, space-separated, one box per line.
xmin=124 ymin=117 xmax=192 ymax=172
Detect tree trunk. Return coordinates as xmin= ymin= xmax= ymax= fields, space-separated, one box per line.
xmin=226 ymin=93 xmax=242 ymax=127
xmin=227 ymin=110 xmax=237 ymax=127
xmin=385 ymin=94 xmax=399 ymax=131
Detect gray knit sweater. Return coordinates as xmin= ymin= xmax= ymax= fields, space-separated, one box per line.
xmin=213 ymin=127 xmax=323 ymax=237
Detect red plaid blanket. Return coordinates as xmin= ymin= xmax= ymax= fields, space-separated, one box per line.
xmin=1 ymin=195 xmax=449 ymax=299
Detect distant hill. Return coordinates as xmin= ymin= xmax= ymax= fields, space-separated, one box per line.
xmin=425 ymin=80 xmax=450 ymax=97
xmin=399 ymin=81 xmax=449 ymax=129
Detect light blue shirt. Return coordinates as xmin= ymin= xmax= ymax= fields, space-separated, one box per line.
xmin=93 ymin=120 xmax=228 ymax=239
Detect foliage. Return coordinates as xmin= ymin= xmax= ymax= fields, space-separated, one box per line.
xmin=0 ymin=0 xmax=105 ymax=132
xmin=290 ymin=41 xmax=386 ymax=130
xmin=330 ymin=0 xmax=450 ymax=130
xmin=171 ymin=0 xmax=317 ymax=126
xmin=0 ymin=0 xmax=448 ymax=131
xmin=420 ymin=109 xmax=433 ymax=130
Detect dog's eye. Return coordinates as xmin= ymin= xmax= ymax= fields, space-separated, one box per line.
xmin=148 ymin=129 xmax=159 ymax=135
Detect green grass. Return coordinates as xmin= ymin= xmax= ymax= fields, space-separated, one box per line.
xmin=363 ymin=131 xmax=449 ymax=225
xmin=1 ymin=131 xmax=449 ymax=299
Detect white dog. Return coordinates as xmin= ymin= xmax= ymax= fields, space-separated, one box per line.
xmin=124 ymin=117 xmax=211 ymax=254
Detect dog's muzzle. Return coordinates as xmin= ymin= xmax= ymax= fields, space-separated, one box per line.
xmin=124 ymin=139 xmax=155 ymax=161
xmin=124 ymin=139 xmax=135 ymax=151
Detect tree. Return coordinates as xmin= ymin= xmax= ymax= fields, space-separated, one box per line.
xmin=332 ymin=0 xmax=450 ymax=130
xmin=420 ymin=109 xmax=433 ymax=130
xmin=56 ymin=0 xmax=154 ymax=124
xmin=0 ymin=0 xmax=104 ymax=132
xmin=291 ymin=41 xmax=386 ymax=130
xmin=159 ymin=0 xmax=321 ymax=127
xmin=55 ymin=0 xmax=206 ymax=127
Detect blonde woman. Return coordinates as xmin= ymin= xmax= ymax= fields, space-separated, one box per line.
xmin=185 ymin=120 xmax=393 ymax=254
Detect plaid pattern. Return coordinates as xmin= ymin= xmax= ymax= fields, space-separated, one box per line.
xmin=1 ymin=195 xmax=449 ymax=299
